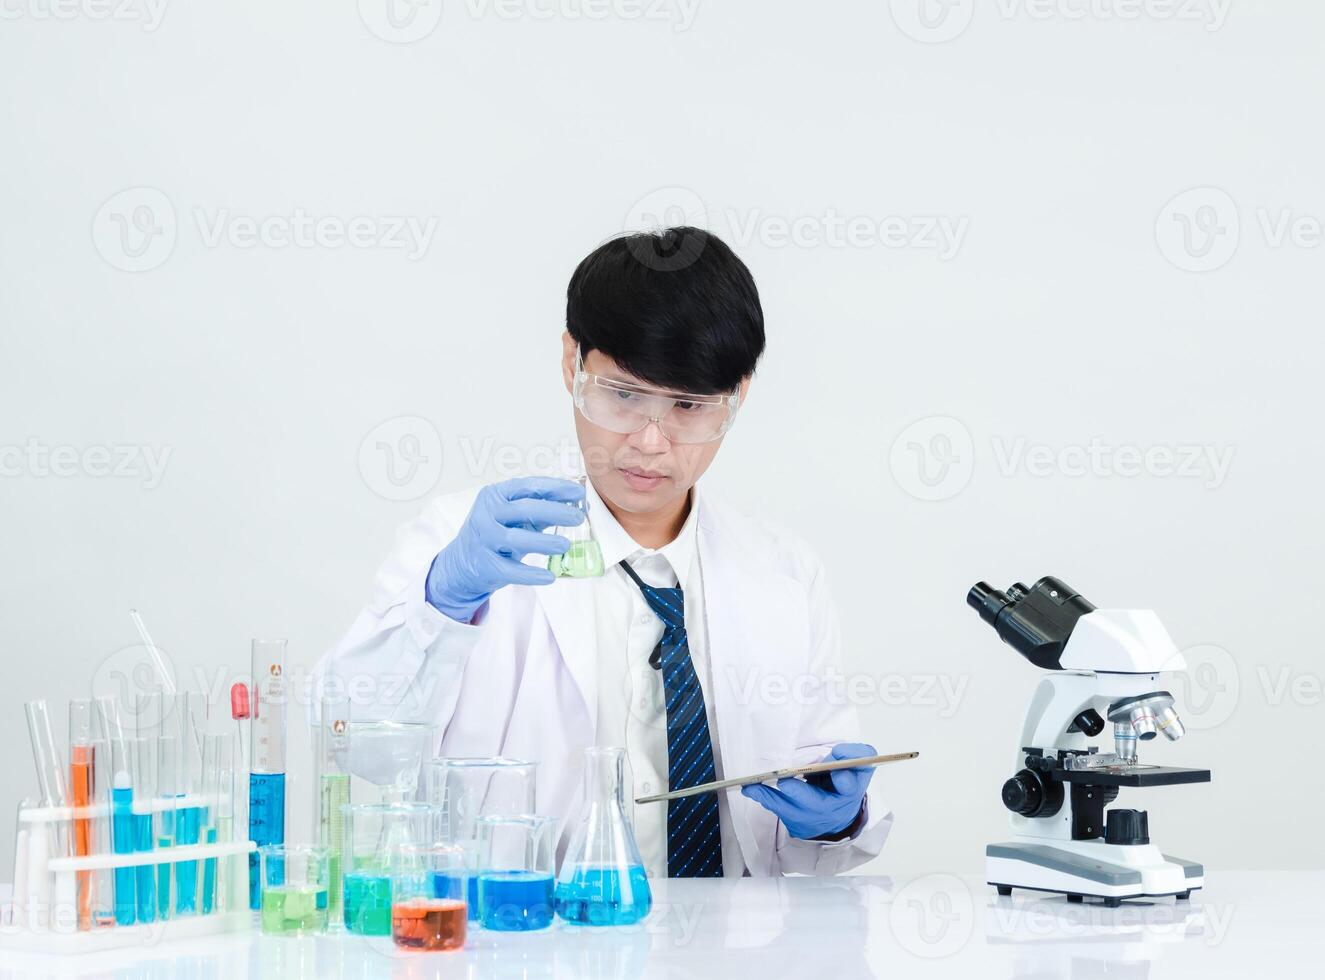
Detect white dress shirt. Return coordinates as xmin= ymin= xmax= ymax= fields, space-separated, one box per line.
xmin=585 ymin=481 xmax=746 ymax=879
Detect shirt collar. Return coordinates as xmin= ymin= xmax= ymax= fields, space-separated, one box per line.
xmin=585 ymin=479 xmax=700 ymax=591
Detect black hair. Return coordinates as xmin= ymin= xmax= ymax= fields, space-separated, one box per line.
xmin=566 ymin=226 xmax=765 ymax=394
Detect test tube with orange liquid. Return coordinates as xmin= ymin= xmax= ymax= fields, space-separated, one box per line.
xmin=68 ymin=700 xmax=97 ymax=931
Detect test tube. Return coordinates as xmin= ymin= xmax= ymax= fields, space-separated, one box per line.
xmin=131 ymin=735 xmax=157 ymax=924
xmin=316 ymin=693 xmax=350 ymax=922
xmin=155 ymin=734 xmax=178 ymax=921
xmin=68 ymin=699 xmax=96 ymax=931
xmin=200 ymin=732 xmax=234 ymax=915
xmin=98 ymin=698 xmax=136 ymax=926
xmin=174 ymin=692 xmax=206 ymax=915
xmin=24 ymin=700 xmax=67 ymax=930
xmin=25 ymin=700 xmax=68 ymax=809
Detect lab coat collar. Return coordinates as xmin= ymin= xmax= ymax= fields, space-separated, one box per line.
xmin=585 ymin=478 xmax=700 ymax=591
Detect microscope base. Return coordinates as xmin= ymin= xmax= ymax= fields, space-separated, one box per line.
xmin=987 ymin=839 xmax=1203 ymax=905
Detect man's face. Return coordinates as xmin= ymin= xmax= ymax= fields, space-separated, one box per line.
xmin=560 ymin=332 xmax=749 ymax=515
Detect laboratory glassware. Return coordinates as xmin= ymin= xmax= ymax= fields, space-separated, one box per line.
xmin=130 ymin=735 xmax=156 ymax=923
xmin=345 ymin=720 xmax=436 ymax=805
xmin=128 ymin=608 xmax=176 ymax=696
xmin=554 ymin=746 xmax=651 ymax=926
xmin=390 ymin=843 xmax=468 ymax=951
xmin=341 ymin=802 xmax=438 ymax=935
xmin=173 ymin=692 xmax=206 ymax=915
xmin=316 ymin=694 xmax=350 ymax=921
xmin=98 ymin=698 xmax=136 ymax=926
xmin=475 ymin=814 xmax=557 ymax=932
xmin=547 ymin=475 xmax=604 ymax=578
xmin=200 ymin=732 xmax=235 ymax=914
xmin=248 ymin=639 xmax=288 ymax=909
xmin=68 ymin=699 xmax=99 ymax=930
xmin=155 ymin=734 xmax=178 ymax=920
xmin=23 ymin=701 xmax=66 ymax=930
xmin=25 ymin=700 xmax=68 ymax=810
xmin=259 ymin=844 xmax=329 ymax=936
xmin=426 ymin=757 xmax=535 ymax=920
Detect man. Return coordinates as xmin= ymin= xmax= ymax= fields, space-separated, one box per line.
xmin=317 ymin=226 xmax=891 ymax=877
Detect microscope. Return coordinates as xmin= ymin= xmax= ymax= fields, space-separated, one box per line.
xmin=969 ymin=576 xmax=1210 ymax=907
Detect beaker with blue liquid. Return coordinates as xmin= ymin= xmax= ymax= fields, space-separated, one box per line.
xmin=475 ymin=814 xmax=557 ymax=931
xmin=554 ymin=746 xmax=651 ymax=926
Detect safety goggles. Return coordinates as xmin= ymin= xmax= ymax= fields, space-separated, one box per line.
xmin=571 ymin=348 xmax=741 ymax=444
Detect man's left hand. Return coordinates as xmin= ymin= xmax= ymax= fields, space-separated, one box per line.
xmin=740 ymin=742 xmax=875 ymax=841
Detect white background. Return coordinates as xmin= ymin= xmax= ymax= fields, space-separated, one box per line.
xmin=1 ymin=0 xmax=1322 ymax=880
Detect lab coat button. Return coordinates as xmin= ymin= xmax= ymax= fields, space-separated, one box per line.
xmin=638 ymin=614 xmax=651 ymax=626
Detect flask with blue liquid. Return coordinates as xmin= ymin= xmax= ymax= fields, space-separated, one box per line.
xmin=554 ymin=746 xmax=652 ymax=926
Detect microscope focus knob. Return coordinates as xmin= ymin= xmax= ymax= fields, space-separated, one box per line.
xmin=1105 ymin=808 xmax=1151 ymax=845
xmin=1001 ymin=769 xmax=1063 ymax=818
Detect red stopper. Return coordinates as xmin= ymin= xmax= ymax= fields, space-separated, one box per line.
xmin=230 ymin=682 xmax=251 ymax=720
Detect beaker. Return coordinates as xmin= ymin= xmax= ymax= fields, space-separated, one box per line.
xmin=341 ymin=802 xmax=439 ymax=935
xmin=391 ymin=843 xmax=469 ymax=951
xmin=426 ymin=757 xmax=535 ymax=919
xmin=475 ymin=814 xmax=557 ymax=931
xmin=554 ymin=746 xmax=651 ymax=926
xmin=259 ymin=844 xmax=330 ymax=936
xmin=548 ymin=476 xmax=605 ymax=578
xmin=345 ymin=721 xmax=436 ymax=804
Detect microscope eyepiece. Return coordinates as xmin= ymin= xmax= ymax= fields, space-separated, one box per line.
xmin=967 ymin=576 xmax=1097 ymax=671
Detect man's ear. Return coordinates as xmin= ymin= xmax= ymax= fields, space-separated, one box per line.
xmin=561 ymin=330 xmax=577 ymax=394
xmin=738 ymin=374 xmax=752 ymax=405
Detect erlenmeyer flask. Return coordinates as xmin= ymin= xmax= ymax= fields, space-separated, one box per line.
xmin=548 ymin=476 xmax=605 ymax=578
xmin=554 ymin=746 xmax=651 ymax=926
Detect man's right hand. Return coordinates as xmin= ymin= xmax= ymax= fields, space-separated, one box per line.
xmin=424 ymin=477 xmax=586 ymax=622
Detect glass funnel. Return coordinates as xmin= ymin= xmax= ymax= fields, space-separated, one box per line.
xmin=554 ymin=746 xmax=651 ymax=926
xmin=344 ymin=721 xmax=436 ymax=804
xmin=548 ymin=475 xmax=604 ymax=578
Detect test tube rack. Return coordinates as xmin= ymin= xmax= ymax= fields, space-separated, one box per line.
xmin=1 ymin=796 xmax=256 ymax=954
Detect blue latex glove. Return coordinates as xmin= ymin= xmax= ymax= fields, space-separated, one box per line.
xmin=740 ymin=742 xmax=875 ymax=841
xmin=425 ymin=476 xmax=585 ymax=622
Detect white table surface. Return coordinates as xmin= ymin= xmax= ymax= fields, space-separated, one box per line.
xmin=2 ymin=872 xmax=1319 ymax=978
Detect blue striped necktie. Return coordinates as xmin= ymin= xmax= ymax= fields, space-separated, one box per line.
xmin=619 ymin=559 xmax=723 ymax=878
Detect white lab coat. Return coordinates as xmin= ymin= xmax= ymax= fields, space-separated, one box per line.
xmin=314 ymin=481 xmax=892 ymax=876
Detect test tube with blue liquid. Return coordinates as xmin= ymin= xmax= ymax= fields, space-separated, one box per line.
xmin=130 ymin=735 xmax=156 ymax=923
xmin=248 ymin=639 xmax=288 ymax=910
xmin=155 ymin=734 xmax=178 ymax=920
xmin=476 ymin=814 xmax=557 ymax=932
xmin=97 ymin=697 xmax=136 ymax=926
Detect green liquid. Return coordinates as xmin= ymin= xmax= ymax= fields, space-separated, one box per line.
xmin=344 ymin=872 xmax=393 ymax=935
xmin=261 ymin=884 xmax=329 ymax=935
xmin=319 ymin=773 xmax=349 ymax=920
xmin=548 ymin=539 xmax=605 ymax=578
